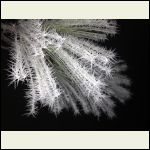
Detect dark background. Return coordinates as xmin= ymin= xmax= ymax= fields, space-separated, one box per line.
xmin=1 ymin=20 xmax=149 ymax=131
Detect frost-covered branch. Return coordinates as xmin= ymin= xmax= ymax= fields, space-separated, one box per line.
xmin=2 ymin=19 xmax=131 ymax=117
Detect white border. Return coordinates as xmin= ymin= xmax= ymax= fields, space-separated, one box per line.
xmin=1 ymin=1 xmax=149 ymax=19
xmin=1 ymin=131 xmax=149 ymax=149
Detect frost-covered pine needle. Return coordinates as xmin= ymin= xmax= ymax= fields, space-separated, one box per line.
xmin=2 ymin=19 xmax=131 ymax=117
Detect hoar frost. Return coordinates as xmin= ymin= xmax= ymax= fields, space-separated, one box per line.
xmin=6 ymin=20 xmax=131 ymax=117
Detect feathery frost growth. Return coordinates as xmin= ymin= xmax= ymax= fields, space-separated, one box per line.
xmin=2 ymin=19 xmax=131 ymax=117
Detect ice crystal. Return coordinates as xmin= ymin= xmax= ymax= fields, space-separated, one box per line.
xmin=2 ymin=19 xmax=131 ymax=117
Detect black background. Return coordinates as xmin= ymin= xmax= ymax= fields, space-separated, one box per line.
xmin=1 ymin=20 xmax=149 ymax=131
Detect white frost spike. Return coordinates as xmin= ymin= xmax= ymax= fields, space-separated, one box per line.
xmin=54 ymin=48 xmax=106 ymax=102
xmin=8 ymin=35 xmax=28 ymax=87
xmin=8 ymin=20 xmax=61 ymax=115
xmin=5 ymin=19 xmax=131 ymax=118
xmin=64 ymin=37 xmax=114 ymax=75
